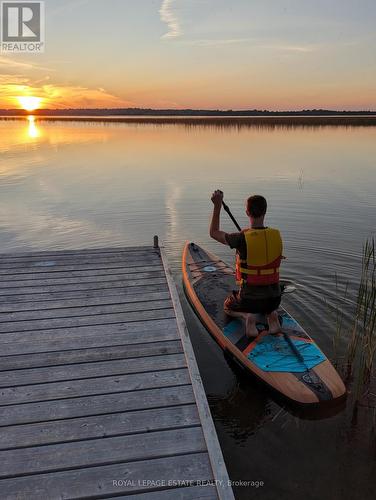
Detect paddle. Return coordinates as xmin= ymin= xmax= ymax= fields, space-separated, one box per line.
xmin=222 ymin=196 xmax=305 ymax=366
xmin=221 ymin=200 xmax=242 ymax=231
xmin=279 ymin=331 xmax=305 ymax=363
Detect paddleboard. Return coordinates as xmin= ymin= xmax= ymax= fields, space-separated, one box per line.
xmin=183 ymin=242 xmax=346 ymax=405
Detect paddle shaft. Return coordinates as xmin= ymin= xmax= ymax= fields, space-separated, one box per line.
xmin=222 ymin=201 xmax=242 ymax=231
xmin=282 ymin=332 xmax=305 ymax=364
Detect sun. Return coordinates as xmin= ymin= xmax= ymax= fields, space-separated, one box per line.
xmin=17 ymin=96 xmax=42 ymax=112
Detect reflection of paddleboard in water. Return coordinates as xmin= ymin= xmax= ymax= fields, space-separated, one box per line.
xmin=183 ymin=242 xmax=346 ymax=405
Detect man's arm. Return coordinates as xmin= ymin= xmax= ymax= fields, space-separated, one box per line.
xmin=209 ymin=190 xmax=229 ymax=245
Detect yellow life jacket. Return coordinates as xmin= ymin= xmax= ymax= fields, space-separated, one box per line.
xmin=235 ymin=228 xmax=282 ymax=286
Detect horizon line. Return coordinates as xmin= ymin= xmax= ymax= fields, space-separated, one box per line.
xmin=1 ymin=107 xmax=375 ymax=114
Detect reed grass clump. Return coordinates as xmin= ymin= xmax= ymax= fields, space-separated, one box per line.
xmin=346 ymin=238 xmax=376 ymax=399
xmin=3 ymin=114 xmax=376 ymax=129
xmin=331 ymin=273 xmax=349 ymax=367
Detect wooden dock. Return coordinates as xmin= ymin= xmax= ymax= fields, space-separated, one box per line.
xmin=0 ymin=243 xmax=234 ymax=500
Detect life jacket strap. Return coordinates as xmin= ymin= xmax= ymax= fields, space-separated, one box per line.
xmin=239 ymin=266 xmax=280 ymax=276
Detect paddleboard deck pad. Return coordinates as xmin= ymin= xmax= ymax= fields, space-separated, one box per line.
xmin=183 ymin=242 xmax=346 ymax=404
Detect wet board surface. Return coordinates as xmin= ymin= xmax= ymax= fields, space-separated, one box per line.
xmin=183 ymin=242 xmax=346 ymax=404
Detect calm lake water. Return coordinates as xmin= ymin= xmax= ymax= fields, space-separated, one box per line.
xmin=1 ymin=117 xmax=375 ymax=499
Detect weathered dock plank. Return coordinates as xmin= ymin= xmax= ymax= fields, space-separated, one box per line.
xmin=0 ymin=368 xmax=190 ymax=405
xmin=0 ymin=353 xmax=187 ymax=387
xmin=0 ymin=288 xmax=170 ymax=313
xmin=1 ymin=385 xmax=196 ymax=426
xmin=0 ymin=306 xmax=175 ymax=333
xmin=0 ymin=339 xmax=183 ymax=370
xmin=0 ymin=276 xmax=168 ymax=296
xmin=0 ymin=291 xmax=171 ymax=320
xmin=0 ymin=271 xmax=166 ymax=288
xmin=0 ymin=244 xmax=233 ymax=500
xmin=0 ymin=427 xmax=207 ymax=479
xmin=0 ymin=282 xmax=169 ymax=305
xmin=0 ymin=260 xmax=163 ymax=273
xmin=110 ymin=487 xmax=219 ymax=500
xmin=0 ymin=319 xmax=180 ymax=355
xmin=0 ymin=405 xmax=200 ymax=450
xmin=0 ymin=453 xmax=215 ymax=499
xmin=0 ymin=245 xmax=152 ymax=260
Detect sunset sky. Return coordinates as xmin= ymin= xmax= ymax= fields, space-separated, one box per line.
xmin=0 ymin=0 xmax=375 ymax=110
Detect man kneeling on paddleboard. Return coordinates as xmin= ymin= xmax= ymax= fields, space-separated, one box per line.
xmin=210 ymin=190 xmax=283 ymax=338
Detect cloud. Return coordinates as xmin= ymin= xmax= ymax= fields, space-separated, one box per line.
xmin=0 ymin=75 xmax=134 ymax=109
xmin=0 ymin=52 xmax=133 ymax=109
xmin=183 ymin=38 xmax=254 ymax=47
xmin=180 ymin=38 xmax=318 ymax=52
xmin=260 ymin=44 xmax=317 ymax=53
xmin=36 ymin=84 xmax=134 ymax=108
xmin=0 ymin=74 xmax=28 ymax=84
xmin=0 ymin=56 xmax=54 ymax=72
xmin=159 ymin=0 xmax=182 ymax=39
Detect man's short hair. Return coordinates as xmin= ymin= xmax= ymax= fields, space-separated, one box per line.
xmin=246 ymin=195 xmax=267 ymax=218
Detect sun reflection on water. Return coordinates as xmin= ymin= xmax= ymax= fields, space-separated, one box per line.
xmin=27 ymin=115 xmax=40 ymax=139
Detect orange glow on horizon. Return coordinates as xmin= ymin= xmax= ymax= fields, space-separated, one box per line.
xmin=17 ymin=96 xmax=43 ymax=112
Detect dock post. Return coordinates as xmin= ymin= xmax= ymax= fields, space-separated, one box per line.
xmin=153 ymin=235 xmax=159 ymax=248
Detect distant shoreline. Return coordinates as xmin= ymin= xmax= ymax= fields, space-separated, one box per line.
xmin=0 ymin=108 xmax=375 ymax=117
xmin=2 ymin=114 xmax=376 ymax=127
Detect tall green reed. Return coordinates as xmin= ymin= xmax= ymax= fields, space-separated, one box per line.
xmin=346 ymin=237 xmax=376 ymax=400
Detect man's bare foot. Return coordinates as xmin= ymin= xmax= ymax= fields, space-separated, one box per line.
xmin=267 ymin=310 xmax=281 ymax=334
xmin=245 ymin=315 xmax=259 ymax=338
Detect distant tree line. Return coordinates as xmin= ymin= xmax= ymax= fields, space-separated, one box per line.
xmin=0 ymin=108 xmax=375 ymax=116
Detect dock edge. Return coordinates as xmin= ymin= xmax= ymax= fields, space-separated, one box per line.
xmin=160 ymin=246 xmax=235 ymax=500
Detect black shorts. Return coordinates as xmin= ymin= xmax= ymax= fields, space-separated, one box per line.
xmin=224 ymin=290 xmax=281 ymax=315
